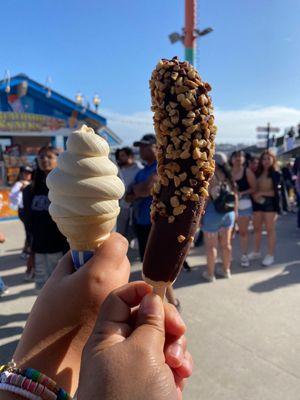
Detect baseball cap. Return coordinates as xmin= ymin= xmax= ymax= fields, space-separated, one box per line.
xmin=20 ymin=166 xmax=33 ymax=173
xmin=133 ymin=134 xmax=156 ymax=147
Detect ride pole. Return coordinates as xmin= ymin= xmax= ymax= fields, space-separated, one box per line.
xmin=184 ymin=0 xmax=196 ymax=65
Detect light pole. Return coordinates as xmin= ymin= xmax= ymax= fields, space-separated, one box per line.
xmin=257 ymin=123 xmax=280 ymax=150
xmin=168 ymin=0 xmax=213 ymax=65
xmin=75 ymin=92 xmax=83 ymax=105
xmin=92 ymin=94 xmax=101 ymax=112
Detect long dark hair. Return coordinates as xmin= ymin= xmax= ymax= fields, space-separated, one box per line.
xmin=256 ymin=150 xmax=278 ymax=178
xmin=31 ymin=164 xmax=46 ymax=194
xmin=38 ymin=145 xmax=58 ymax=157
xmin=32 ymin=146 xmax=58 ymax=193
xmin=216 ymin=162 xmax=236 ymax=191
xmin=229 ymin=150 xmax=246 ymax=167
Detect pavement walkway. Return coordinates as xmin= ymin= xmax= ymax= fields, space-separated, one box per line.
xmin=0 ymin=215 xmax=300 ymax=399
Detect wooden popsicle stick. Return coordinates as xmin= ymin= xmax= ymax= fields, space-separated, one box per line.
xmin=153 ymin=285 xmax=167 ymax=300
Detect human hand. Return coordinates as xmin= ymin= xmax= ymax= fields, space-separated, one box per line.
xmin=13 ymin=233 xmax=130 ymax=395
xmin=78 ymin=282 xmax=193 ymax=400
xmin=253 ymin=191 xmax=265 ymax=201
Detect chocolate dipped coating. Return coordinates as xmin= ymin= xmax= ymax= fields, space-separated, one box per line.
xmin=143 ymin=57 xmax=216 ymax=285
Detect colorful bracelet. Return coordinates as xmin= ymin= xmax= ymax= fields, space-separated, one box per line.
xmin=0 ymin=382 xmax=41 ymax=400
xmin=0 ymin=362 xmax=72 ymax=400
xmin=3 ymin=372 xmax=57 ymax=400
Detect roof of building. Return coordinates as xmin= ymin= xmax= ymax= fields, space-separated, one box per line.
xmin=0 ymin=74 xmax=122 ymax=146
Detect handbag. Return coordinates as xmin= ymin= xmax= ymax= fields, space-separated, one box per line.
xmin=212 ymin=180 xmax=236 ymax=214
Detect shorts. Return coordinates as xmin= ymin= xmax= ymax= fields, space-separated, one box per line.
xmin=252 ymin=197 xmax=277 ymax=213
xmin=202 ymin=201 xmax=235 ymax=233
xmin=237 ymin=196 xmax=253 ymax=217
xmin=238 ymin=206 xmax=253 ymax=217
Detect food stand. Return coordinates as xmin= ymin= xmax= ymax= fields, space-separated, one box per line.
xmin=0 ymin=74 xmax=122 ymax=220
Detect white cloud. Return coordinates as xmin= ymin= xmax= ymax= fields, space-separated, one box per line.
xmin=98 ymin=108 xmax=153 ymax=145
xmin=215 ymin=106 xmax=300 ymax=144
xmin=99 ymin=106 xmax=300 ymax=146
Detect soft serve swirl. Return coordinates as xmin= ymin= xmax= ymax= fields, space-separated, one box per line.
xmin=46 ymin=125 xmax=124 ymax=249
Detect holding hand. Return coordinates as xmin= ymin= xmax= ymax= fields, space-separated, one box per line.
xmin=79 ymin=281 xmax=193 ymax=400
xmin=13 ymin=233 xmax=130 ymax=395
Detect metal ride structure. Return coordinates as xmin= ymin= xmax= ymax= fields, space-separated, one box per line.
xmin=169 ymin=0 xmax=213 ymax=66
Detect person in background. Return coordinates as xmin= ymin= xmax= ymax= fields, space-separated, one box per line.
xmin=281 ymin=160 xmax=294 ymax=195
xmin=0 ymin=231 xmax=9 ymax=296
xmin=201 ymin=153 xmax=238 ymax=282
xmin=23 ymin=146 xmax=69 ymax=291
xmin=293 ymin=156 xmax=300 ymax=229
xmin=296 ymin=172 xmax=300 ymax=230
xmin=251 ymin=150 xmax=282 ymax=266
xmin=249 ymin=155 xmax=259 ymax=175
xmin=281 ymin=159 xmax=296 ymax=212
xmin=126 ymin=134 xmax=182 ymax=308
xmin=230 ymin=150 xmax=256 ymax=267
xmin=126 ymin=135 xmax=158 ymax=261
xmin=9 ymin=166 xmax=33 ymax=261
xmin=114 ymin=148 xmax=121 ymax=168
xmin=116 ymin=147 xmax=142 ymax=241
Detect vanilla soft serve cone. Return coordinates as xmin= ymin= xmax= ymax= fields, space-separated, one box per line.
xmin=46 ymin=125 xmax=124 ymax=268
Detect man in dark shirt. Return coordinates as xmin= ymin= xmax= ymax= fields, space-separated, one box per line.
xmin=126 ymin=134 xmax=158 ymax=261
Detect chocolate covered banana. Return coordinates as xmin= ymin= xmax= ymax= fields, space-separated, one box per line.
xmin=142 ymin=57 xmax=216 ymax=294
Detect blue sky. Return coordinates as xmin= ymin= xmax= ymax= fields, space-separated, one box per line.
xmin=1 ymin=0 xmax=300 ymax=143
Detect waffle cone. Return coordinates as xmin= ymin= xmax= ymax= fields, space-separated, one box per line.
xmin=53 ymin=209 xmax=119 ymax=251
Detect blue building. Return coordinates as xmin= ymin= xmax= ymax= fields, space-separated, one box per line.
xmin=0 ymin=74 xmax=121 ymax=187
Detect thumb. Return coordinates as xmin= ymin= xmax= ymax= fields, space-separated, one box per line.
xmin=50 ymin=251 xmax=74 ymax=279
xmin=131 ymin=293 xmax=166 ymax=354
xmin=76 ymin=232 xmax=129 ymax=281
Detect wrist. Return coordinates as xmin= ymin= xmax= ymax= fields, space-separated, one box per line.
xmin=1 ymin=363 xmax=73 ymax=399
xmin=0 ymin=392 xmax=24 ymax=400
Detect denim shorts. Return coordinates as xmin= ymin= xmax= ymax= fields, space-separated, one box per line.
xmin=202 ymin=201 xmax=235 ymax=233
xmin=238 ymin=196 xmax=253 ymax=217
xmin=238 ymin=206 xmax=253 ymax=217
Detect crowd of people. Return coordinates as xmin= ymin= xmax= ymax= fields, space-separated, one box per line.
xmin=115 ymin=137 xmax=300 ymax=290
xmin=0 ymin=136 xmax=300 ymax=300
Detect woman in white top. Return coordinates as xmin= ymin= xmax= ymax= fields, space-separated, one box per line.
xmin=10 ymin=166 xmax=33 ymax=256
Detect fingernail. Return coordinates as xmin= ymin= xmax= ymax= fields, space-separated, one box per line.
xmin=170 ymin=343 xmax=183 ymax=360
xmin=139 ymin=294 xmax=162 ymax=316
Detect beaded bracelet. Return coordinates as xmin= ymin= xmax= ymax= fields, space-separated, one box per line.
xmin=0 ymin=382 xmax=41 ymax=400
xmin=4 ymin=372 xmax=57 ymax=400
xmin=0 ymin=362 xmax=72 ymax=400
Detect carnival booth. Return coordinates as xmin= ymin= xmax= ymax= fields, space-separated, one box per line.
xmin=0 ymin=74 xmax=121 ymax=219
